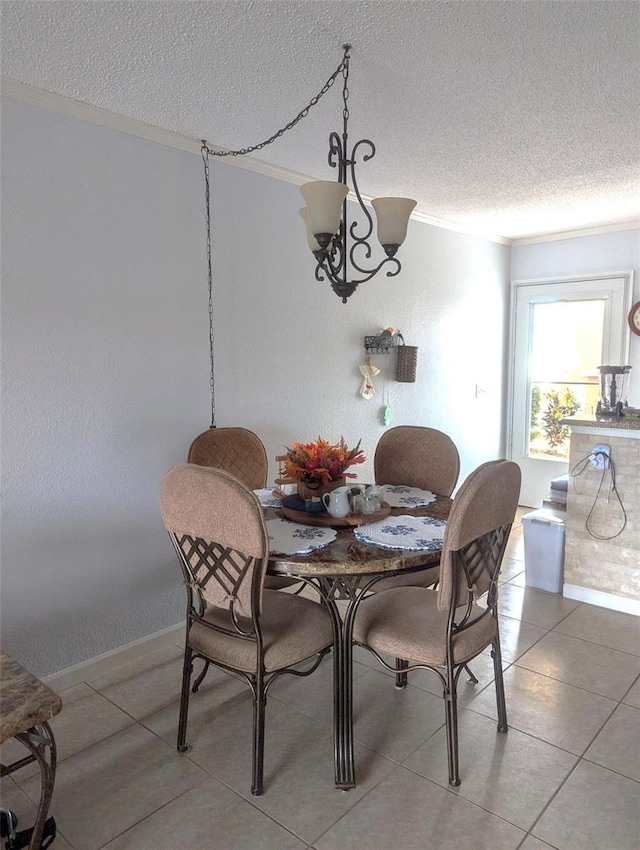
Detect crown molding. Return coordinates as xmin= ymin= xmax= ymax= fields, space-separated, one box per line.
xmin=2 ymin=75 xmax=514 ymax=246
xmin=512 ymin=219 xmax=640 ymax=245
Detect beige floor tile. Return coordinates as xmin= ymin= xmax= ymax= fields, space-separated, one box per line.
xmin=314 ymin=765 xmax=525 ymax=850
xmin=519 ymin=837 xmax=558 ymax=850
xmin=102 ymin=778 xmax=306 ymax=849
xmin=0 ymin=777 xmax=74 ymax=849
xmin=396 ymin=650 xmax=506 ymax=707
xmin=349 ymin=667 xmax=447 ymax=762
xmin=468 ymin=666 xmax=617 ymax=755
xmin=553 ymin=603 xmax=640 ymax=655
xmin=503 ymin=566 xmax=526 ymax=586
xmin=268 ymin=651 xmax=368 ymax=727
xmin=500 ymin=558 xmax=526 ymax=583
xmin=496 ymin=584 xmax=580 ymax=630
xmin=623 ymin=674 xmax=640 ymax=708
xmin=1 ymin=683 xmax=134 ymax=784
xmin=87 ymin=643 xmax=186 ymax=719
xmin=152 ymin=691 xmax=396 ymax=845
xmin=484 ymin=614 xmax=547 ymax=663
xmin=140 ymin=667 xmax=289 ymax=753
xmin=19 ymin=724 xmax=207 ymax=850
xmin=515 ymin=631 xmax=640 ymax=699
xmin=354 ymin=640 xmax=508 ymax=708
xmin=504 ymin=531 xmax=525 ymax=562
xmin=532 ymin=761 xmax=640 ymax=850
xmin=584 ymin=703 xmax=640 ymax=781
xmin=403 ymin=708 xmax=577 ymax=830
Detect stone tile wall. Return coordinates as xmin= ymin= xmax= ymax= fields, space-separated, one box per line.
xmin=565 ymin=432 xmax=639 ymax=600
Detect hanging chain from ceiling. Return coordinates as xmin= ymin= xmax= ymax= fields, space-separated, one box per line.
xmin=200 ymin=47 xmax=350 ymax=428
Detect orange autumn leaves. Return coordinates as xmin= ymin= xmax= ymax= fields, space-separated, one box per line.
xmin=283 ymin=437 xmax=366 ymax=484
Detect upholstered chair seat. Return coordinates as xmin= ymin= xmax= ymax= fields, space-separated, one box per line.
xmin=354 ymin=588 xmax=497 ymax=668
xmin=189 ymin=589 xmax=333 ymax=673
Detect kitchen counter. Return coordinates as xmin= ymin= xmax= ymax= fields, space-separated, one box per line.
xmin=560 ymin=414 xmax=640 ymax=433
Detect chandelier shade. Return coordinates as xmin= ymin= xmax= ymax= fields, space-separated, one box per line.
xmin=300 ymin=181 xmax=349 ymax=247
xmin=371 ymin=197 xmax=417 ymax=256
xmin=299 ymin=208 xmax=323 ymax=252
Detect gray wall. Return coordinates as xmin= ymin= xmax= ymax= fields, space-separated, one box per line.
xmin=511 ymin=229 xmax=640 ymax=401
xmin=2 ymin=96 xmax=511 ymax=676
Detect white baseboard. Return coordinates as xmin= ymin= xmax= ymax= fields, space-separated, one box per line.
xmin=563 ymin=584 xmax=640 ymax=616
xmin=44 ymin=622 xmax=185 ymax=692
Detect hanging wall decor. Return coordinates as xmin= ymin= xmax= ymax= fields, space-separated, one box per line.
xmin=396 ymin=337 xmax=418 ymax=383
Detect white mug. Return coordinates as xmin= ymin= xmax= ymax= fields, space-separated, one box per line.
xmin=322 ymin=486 xmax=351 ymax=518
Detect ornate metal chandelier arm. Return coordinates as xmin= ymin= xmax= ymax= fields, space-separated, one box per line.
xmin=327 ymin=131 xmax=346 ymax=181
xmin=316 ymin=253 xmax=401 ymax=289
xmin=202 ymin=51 xmax=349 ymax=158
xmin=347 ymin=139 xmax=376 ymax=247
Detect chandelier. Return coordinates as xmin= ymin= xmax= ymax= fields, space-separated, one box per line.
xmin=300 ymin=45 xmax=416 ymax=303
xmin=199 ymin=44 xmax=415 ymax=425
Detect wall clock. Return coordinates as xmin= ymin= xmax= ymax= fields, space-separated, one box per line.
xmin=629 ymin=301 xmax=640 ymax=337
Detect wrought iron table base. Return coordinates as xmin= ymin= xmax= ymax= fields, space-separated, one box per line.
xmin=1 ymin=722 xmax=58 ymax=850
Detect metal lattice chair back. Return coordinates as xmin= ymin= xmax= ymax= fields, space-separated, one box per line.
xmin=374 ymin=425 xmax=460 ymax=496
xmin=188 ymin=427 xmax=269 ymax=491
xmin=160 ymin=464 xmax=268 ymax=620
xmin=437 ymin=459 xmax=522 ymax=612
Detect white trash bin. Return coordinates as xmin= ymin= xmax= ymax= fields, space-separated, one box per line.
xmin=521 ymin=508 xmax=566 ymax=593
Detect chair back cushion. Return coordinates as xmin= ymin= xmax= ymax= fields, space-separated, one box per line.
xmin=374 ymin=425 xmax=460 ymax=496
xmin=437 ymin=460 xmax=521 ymax=611
xmin=187 ymin=427 xmax=269 ymax=490
xmin=160 ymin=464 xmax=269 ymax=616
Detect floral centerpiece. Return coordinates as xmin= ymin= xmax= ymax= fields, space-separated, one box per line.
xmin=282 ymin=437 xmax=366 ymax=500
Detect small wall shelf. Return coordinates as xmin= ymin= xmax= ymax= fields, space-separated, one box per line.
xmin=364 ymin=332 xmax=402 ymax=355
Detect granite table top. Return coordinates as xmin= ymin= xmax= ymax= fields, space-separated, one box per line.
xmin=0 ymin=651 xmax=62 ymax=743
xmin=267 ymin=497 xmax=452 ymax=577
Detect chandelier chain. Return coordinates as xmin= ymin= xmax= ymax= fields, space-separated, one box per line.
xmin=201 ymin=144 xmax=216 ymax=429
xmin=342 ymin=51 xmax=350 ymax=123
xmin=202 ymin=49 xmax=349 ymax=158
xmin=199 ymin=46 xmax=351 ymax=423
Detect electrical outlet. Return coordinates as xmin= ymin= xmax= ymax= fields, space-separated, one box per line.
xmin=589 ymin=444 xmax=610 ymax=470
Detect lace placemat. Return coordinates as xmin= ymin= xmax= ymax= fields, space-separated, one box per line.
xmin=254 ymin=488 xmax=283 ymax=508
xmin=266 ymin=518 xmax=337 ymax=556
xmin=379 ymin=485 xmax=437 ymax=507
xmin=354 ymin=515 xmax=446 ymax=551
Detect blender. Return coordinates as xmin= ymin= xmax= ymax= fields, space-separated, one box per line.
xmin=596 ymin=365 xmax=631 ymax=416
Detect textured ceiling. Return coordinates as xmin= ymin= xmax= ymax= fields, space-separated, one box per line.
xmin=1 ymin=0 xmax=639 ymax=240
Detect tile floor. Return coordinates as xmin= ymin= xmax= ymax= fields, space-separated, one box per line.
xmin=2 ymin=510 xmax=639 ymax=849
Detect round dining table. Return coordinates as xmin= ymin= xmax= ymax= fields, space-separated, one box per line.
xmin=266 ymin=495 xmax=452 ymax=790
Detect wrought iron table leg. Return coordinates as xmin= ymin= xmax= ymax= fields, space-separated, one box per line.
xmin=318 ymin=578 xmax=356 ymax=790
xmin=324 ymin=597 xmax=355 ymax=789
xmin=14 ymin=722 xmax=57 ymax=850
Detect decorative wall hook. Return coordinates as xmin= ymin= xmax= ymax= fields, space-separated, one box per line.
xmin=364 ymin=329 xmax=402 ymax=355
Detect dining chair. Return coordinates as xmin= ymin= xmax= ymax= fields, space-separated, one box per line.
xmin=188 ymin=426 xmax=295 ymax=591
xmin=160 ymin=463 xmax=333 ymax=796
xmin=373 ymin=425 xmax=460 ymax=593
xmin=353 ymin=459 xmax=521 ymax=786
xmin=187 ymin=426 xmax=269 ymax=490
